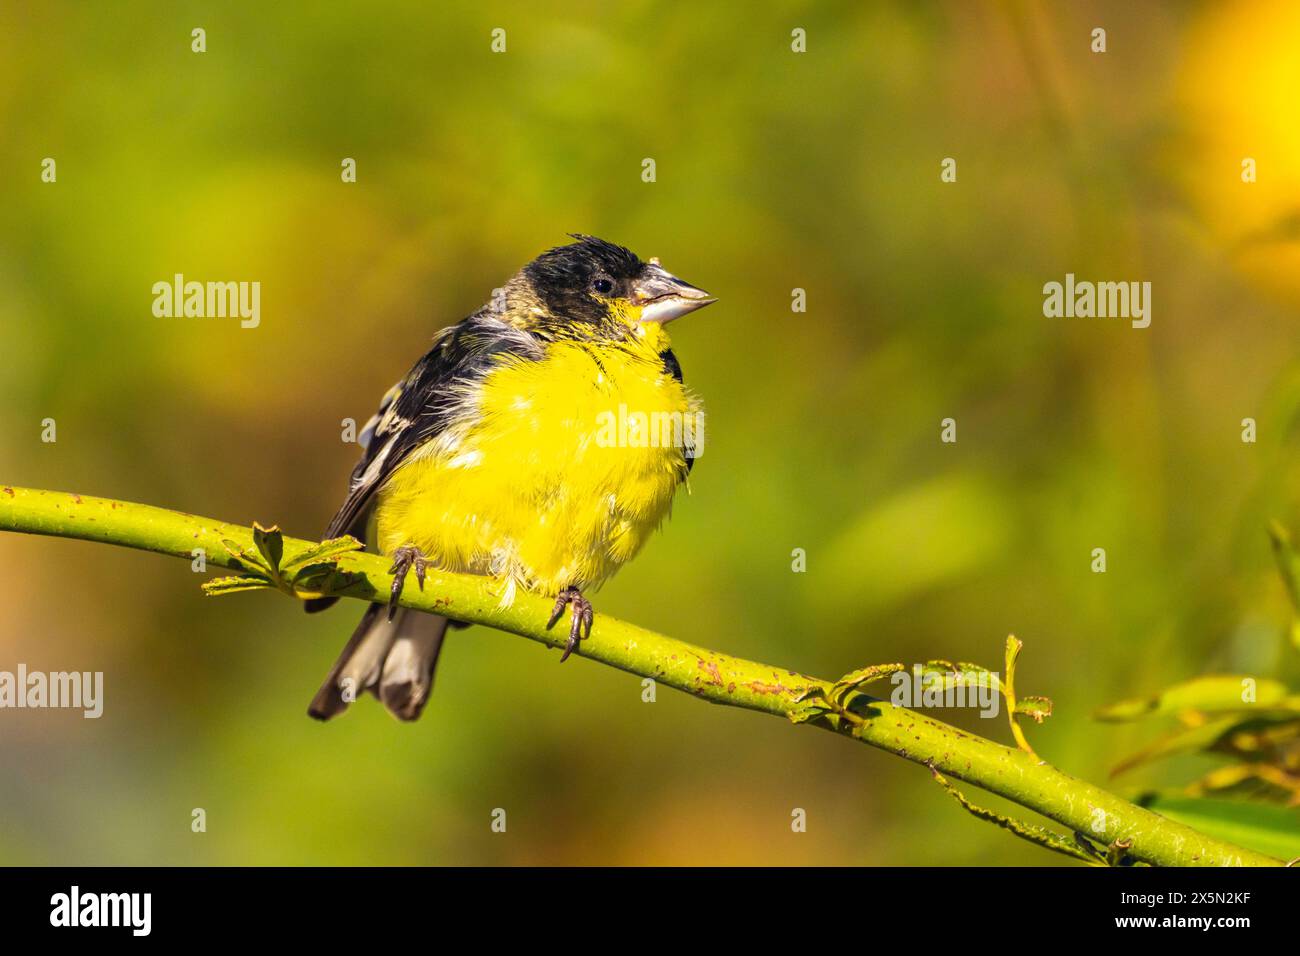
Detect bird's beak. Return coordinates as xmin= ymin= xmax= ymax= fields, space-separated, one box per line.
xmin=632 ymin=260 xmax=716 ymax=324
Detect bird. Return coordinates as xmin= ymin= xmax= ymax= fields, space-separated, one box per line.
xmin=306 ymin=235 xmax=715 ymax=721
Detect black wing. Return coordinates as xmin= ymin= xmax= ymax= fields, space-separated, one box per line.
xmin=660 ymin=348 xmax=695 ymax=477
xmin=325 ymin=313 xmax=543 ymax=541
xmin=305 ymin=313 xmax=543 ymax=613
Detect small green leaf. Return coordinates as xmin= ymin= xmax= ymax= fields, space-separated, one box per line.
xmin=292 ymin=562 xmax=367 ymax=596
xmin=917 ymin=661 xmax=1002 ymax=694
xmin=202 ymin=575 xmax=274 ymax=596
xmin=282 ymin=534 xmax=363 ymax=573
xmin=1096 ymin=675 xmax=1292 ymax=722
xmin=1015 ymin=695 xmax=1054 ymax=722
xmin=292 ymin=562 xmax=333 ymax=590
xmin=832 ymin=663 xmax=904 ymax=694
xmin=251 ymin=522 xmax=284 ymax=575
xmin=220 ymin=538 xmax=270 ymax=576
xmin=1142 ymin=796 xmax=1300 ymax=861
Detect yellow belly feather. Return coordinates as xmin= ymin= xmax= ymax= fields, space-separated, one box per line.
xmin=374 ymin=336 xmax=698 ymax=603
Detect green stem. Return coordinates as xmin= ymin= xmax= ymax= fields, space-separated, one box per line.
xmin=0 ymin=485 xmax=1283 ymax=867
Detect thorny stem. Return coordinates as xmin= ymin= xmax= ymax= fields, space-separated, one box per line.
xmin=0 ymin=485 xmax=1285 ymax=867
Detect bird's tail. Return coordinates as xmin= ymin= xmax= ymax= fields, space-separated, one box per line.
xmin=308 ymin=603 xmax=449 ymax=722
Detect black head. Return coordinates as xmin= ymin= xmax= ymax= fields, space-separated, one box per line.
xmin=523 ymin=235 xmax=646 ymax=324
xmin=518 ymin=234 xmax=714 ymax=337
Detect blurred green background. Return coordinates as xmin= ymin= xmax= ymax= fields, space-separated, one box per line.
xmin=3 ymin=0 xmax=1300 ymax=865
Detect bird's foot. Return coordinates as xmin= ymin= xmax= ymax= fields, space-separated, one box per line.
xmin=546 ymin=586 xmax=593 ymax=662
xmin=387 ymin=545 xmax=429 ymax=620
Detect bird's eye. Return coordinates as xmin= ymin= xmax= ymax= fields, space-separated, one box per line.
xmin=592 ymin=277 xmax=614 ymax=295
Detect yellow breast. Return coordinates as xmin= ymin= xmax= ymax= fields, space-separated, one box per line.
xmin=373 ymin=337 xmax=700 ymax=603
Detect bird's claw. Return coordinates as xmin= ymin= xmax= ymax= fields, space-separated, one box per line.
xmin=547 ymin=586 xmax=593 ymax=662
xmin=387 ymin=545 xmax=428 ymax=620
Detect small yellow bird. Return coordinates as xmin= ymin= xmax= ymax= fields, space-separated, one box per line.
xmin=307 ymin=235 xmax=714 ymax=721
